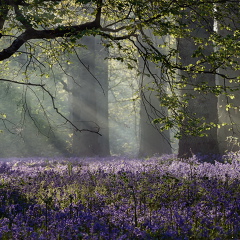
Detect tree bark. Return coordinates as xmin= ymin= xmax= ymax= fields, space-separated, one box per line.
xmin=178 ymin=9 xmax=220 ymax=158
xmin=217 ymin=5 xmax=240 ymax=154
xmin=138 ymin=31 xmax=172 ymax=157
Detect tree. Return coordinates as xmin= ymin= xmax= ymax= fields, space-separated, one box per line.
xmin=108 ymin=50 xmax=140 ymax=156
xmin=69 ymin=36 xmax=109 ymax=156
xmin=1 ymin=0 xmax=240 ymax=158
xmin=138 ymin=31 xmax=172 ymax=157
xmin=0 ymin=0 xmax=137 ymax=137
xmin=138 ymin=1 xmax=240 ymax=158
xmin=177 ymin=7 xmax=220 ymax=158
xmin=95 ymin=37 xmax=110 ymax=156
xmin=216 ymin=3 xmax=240 ymax=154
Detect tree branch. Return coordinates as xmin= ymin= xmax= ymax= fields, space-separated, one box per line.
xmin=95 ymin=0 xmax=103 ymax=25
xmin=0 ymin=2 xmax=9 ymax=32
xmin=99 ymin=31 xmax=138 ymax=40
xmin=0 ymin=19 xmax=138 ymax=61
xmin=0 ymin=78 xmax=102 ymax=135
xmin=0 ymin=78 xmax=45 ymax=87
xmin=13 ymin=3 xmax=33 ymax=29
xmin=41 ymin=85 xmax=102 ymax=135
xmin=0 ymin=21 xmax=99 ymax=61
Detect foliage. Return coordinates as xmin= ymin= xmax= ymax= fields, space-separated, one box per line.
xmin=0 ymin=154 xmax=240 ymax=238
xmin=0 ymin=0 xmax=240 ymax=140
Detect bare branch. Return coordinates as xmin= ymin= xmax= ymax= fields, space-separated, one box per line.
xmin=40 ymin=85 xmax=102 ymax=135
xmin=72 ymin=47 xmax=105 ymax=95
xmin=0 ymin=78 xmax=102 ymax=135
xmin=0 ymin=78 xmax=45 ymax=87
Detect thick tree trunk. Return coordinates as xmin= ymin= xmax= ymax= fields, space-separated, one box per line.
xmin=70 ymin=36 xmax=110 ymax=157
xmin=138 ymin=31 xmax=171 ymax=157
xmin=217 ymin=8 xmax=240 ymax=154
xmin=218 ymin=78 xmax=240 ymax=154
xmin=138 ymin=90 xmax=171 ymax=157
xmin=178 ymin=11 xmax=220 ymax=158
xmin=95 ymin=37 xmax=110 ymax=156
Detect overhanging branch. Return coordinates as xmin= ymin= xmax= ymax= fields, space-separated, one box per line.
xmin=0 ymin=78 xmax=45 ymax=87
xmin=0 ymin=78 xmax=102 ymax=135
xmin=0 ymin=22 xmax=137 ymax=61
xmin=0 ymin=21 xmax=99 ymax=61
xmin=40 ymin=85 xmax=102 ymax=135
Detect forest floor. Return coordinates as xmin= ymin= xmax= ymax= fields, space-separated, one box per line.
xmin=0 ymin=153 xmax=240 ymax=239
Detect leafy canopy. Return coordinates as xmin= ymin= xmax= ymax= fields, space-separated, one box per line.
xmin=0 ymin=0 xmax=239 ymax=136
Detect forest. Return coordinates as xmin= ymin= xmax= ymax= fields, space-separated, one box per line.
xmin=0 ymin=0 xmax=240 ymax=239
xmin=0 ymin=0 xmax=239 ymax=158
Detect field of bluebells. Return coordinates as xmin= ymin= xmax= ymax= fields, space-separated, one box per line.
xmin=0 ymin=153 xmax=240 ymax=239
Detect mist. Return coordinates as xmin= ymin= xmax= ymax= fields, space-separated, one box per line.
xmin=0 ymin=35 xmax=175 ymax=159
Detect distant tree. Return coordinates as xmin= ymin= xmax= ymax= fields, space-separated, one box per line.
xmin=69 ymin=36 xmax=109 ymax=156
xmin=138 ymin=31 xmax=171 ymax=157
xmin=108 ymin=51 xmax=139 ymax=156
xmin=95 ymin=38 xmax=110 ymax=156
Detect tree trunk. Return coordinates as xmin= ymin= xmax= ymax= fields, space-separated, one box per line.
xmin=70 ymin=36 xmax=110 ymax=157
xmin=178 ymin=10 xmax=220 ymax=158
xmin=138 ymin=90 xmax=172 ymax=157
xmin=217 ymin=6 xmax=240 ymax=154
xmin=138 ymin=31 xmax=172 ymax=157
xmin=95 ymin=37 xmax=110 ymax=156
